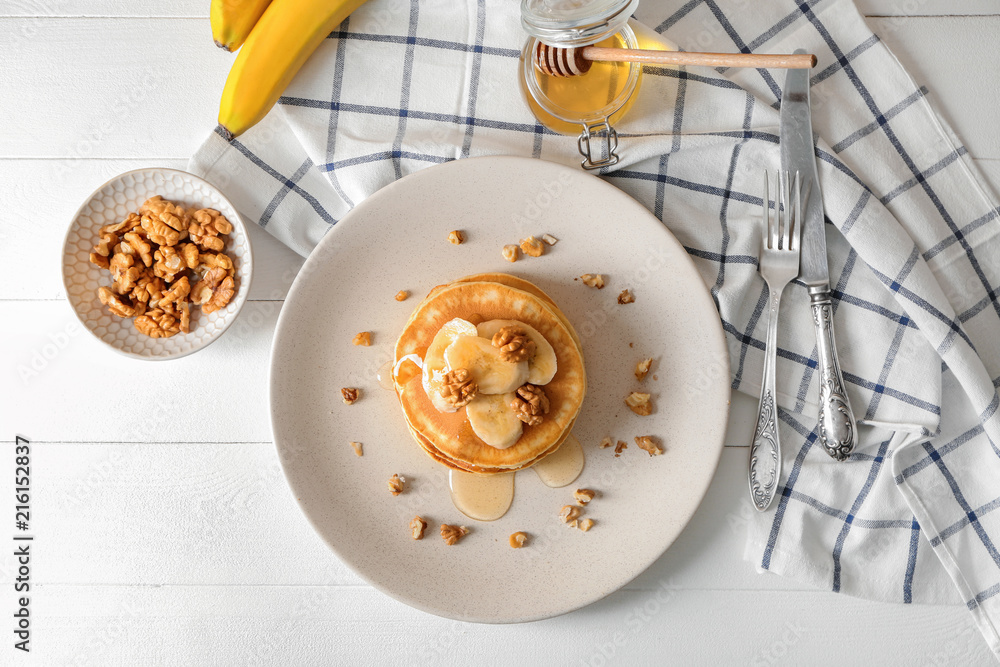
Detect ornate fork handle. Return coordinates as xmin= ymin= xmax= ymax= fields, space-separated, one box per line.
xmin=809 ymin=285 xmax=857 ymax=461
xmin=748 ymin=285 xmax=782 ymax=511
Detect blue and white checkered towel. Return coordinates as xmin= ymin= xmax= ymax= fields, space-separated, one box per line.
xmin=189 ymin=0 xmax=1000 ymax=655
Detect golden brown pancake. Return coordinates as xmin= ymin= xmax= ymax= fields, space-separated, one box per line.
xmin=393 ymin=277 xmax=585 ymax=472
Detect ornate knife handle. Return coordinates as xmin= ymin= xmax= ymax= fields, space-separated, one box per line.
xmin=748 ymin=288 xmax=782 ymax=512
xmin=809 ymin=285 xmax=857 ymax=461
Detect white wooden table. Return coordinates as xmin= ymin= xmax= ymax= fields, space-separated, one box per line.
xmin=2 ymin=1 xmax=998 ymax=664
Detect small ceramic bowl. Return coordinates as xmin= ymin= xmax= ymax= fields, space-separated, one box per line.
xmin=62 ymin=168 xmax=253 ymax=360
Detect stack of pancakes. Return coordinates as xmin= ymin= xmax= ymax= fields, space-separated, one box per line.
xmin=393 ymin=273 xmax=586 ymax=473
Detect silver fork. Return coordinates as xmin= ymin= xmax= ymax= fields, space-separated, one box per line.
xmin=748 ymin=171 xmax=801 ymax=512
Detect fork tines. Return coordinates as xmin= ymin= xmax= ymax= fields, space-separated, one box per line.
xmin=762 ymin=171 xmax=801 ymax=251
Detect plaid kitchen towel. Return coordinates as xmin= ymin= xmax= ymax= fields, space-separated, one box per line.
xmin=189 ymin=0 xmax=1000 ymax=655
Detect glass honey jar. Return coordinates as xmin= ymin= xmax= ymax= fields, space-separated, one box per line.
xmin=519 ymin=0 xmax=642 ymax=169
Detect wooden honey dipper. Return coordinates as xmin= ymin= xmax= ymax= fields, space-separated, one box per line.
xmin=533 ymin=42 xmax=816 ymax=77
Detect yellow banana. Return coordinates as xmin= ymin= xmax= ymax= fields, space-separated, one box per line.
xmin=210 ymin=0 xmax=272 ymax=52
xmin=218 ymin=0 xmax=370 ymax=140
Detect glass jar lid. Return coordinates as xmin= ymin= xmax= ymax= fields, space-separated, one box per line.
xmin=520 ymin=0 xmax=640 ymax=47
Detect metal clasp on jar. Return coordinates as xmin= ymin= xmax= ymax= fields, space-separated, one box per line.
xmin=577 ymin=120 xmax=619 ymax=170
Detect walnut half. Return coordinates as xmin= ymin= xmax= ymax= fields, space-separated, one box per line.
xmin=574 ymin=489 xmax=596 ymax=506
xmin=492 ymin=325 xmax=536 ymax=363
xmin=410 ymin=516 xmax=428 ymax=540
xmin=440 ymin=524 xmax=469 ymax=545
xmin=341 ymin=387 xmax=360 ymax=405
xmin=580 ymin=274 xmax=605 ymax=289
xmin=511 ymin=384 xmax=549 ymax=426
xmin=502 ymin=244 xmax=520 ymax=263
xmin=438 ymin=368 xmax=478 ymax=409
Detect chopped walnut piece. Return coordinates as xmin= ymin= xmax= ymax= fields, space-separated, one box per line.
xmin=410 ymin=516 xmax=428 ymax=540
xmin=542 ymin=234 xmax=558 ymax=246
xmin=160 ymin=275 xmax=190 ymax=307
xmin=388 ymin=474 xmax=405 ymax=496
xmin=492 ymin=325 xmax=536 ymax=363
xmin=625 ymin=392 xmax=652 ymax=416
xmin=511 ymin=384 xmax=550 ymax=426
xmin=178 ymin=243 xmax=200 ymax=269
xmin=559 ymin=505 xmax=582 ymax=524
xmin=580 ymin=274 xmax=605 ymax=289
xmin=140 ymin=213 xmax=182 ymax=247
xmin=440 ymin=524 xmax=469 ymax=545
xmin=134 ymin=313 xmax=177 ymax=338
xmin=438 ymin=368 xmax=478 ymax=409
xmin=618 ymin=289 xmax=635 ymax=304
xmin=124 ymin=231 xmax=153 ymax=268
xmin=93 ymin=232 xmax=118 ymax=258
xmin=574 ymin=489 xmax=596 ymax=506
xmin=188 ymin=208 xmax=230 ymax=252
xmin=152 ymin=246 xmax=185 ymax=280
xmin=614 ymin=440 xmax=627 ymax=456
xmin=202 ymin=275 xmax=235 ymax=314
xmin=509 ymin=532 xmax=528 ymax=549
xmin=448 ymin=230 xmax=465 ymax=245
xmin=635 ymin=435 xmax=663 ymax=456
xmin=578 ymin=518 xmax=595 ymax=532
xmin=520 ymin=236 xmax=545 ymax=257
xmin=502 ymin=244 xmax=520 ymax=263
xmin=353 ymin=331 xmax=372 ymax=346
xmin=90 ymin=252 xmax=110 ymax=270
xmin=599 ymin=437 xmax=614 ymax=449
xmin=140 ymin=195 xmax=190 ymax=232
xmin=394 ymin=290 xmax=409 ymax=302
xmin=100 ymin=214 xmax=137 ymax=236
xmin=98 ymin=286 xmax=135 ymax=318
xmin=177 ymin=300 xmax=191 ymax=334
xmin=350 ymin=441 xmax=363 ymax=457
xmin=341 ymin=387 xmax=360 ymax=405
xmin=635 ymin=358 xmax=653 ymax=382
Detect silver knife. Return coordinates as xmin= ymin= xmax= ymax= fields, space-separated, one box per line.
xmin=780 ymin=51 xmax=857 ymax=461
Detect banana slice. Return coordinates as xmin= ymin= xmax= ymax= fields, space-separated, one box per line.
xmin=422 ymin=318 xmax=479 ymax=412
xmin=477 ymin=319 xmax=558 ymax=385
xmin=443 ymin=335 xmax=528 ymax=395
xmin=466 ymin=393 xmax=523 ymax=449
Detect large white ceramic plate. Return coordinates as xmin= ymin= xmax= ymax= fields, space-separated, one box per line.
xmin=270 ymin=156 xmax=729 ymax=623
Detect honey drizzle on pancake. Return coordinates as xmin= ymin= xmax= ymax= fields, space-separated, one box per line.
xmin=531 ymin=434 xmax=585 ymax=488
xmin=449 ymin=469 xmax=515 ymax=521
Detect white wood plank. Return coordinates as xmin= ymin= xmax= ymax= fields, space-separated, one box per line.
xmin=0 ymin=0 xmax=203 ymax=17
xmin=0 ymin=445 xmax=792 ymax=592
xmin=867 ymin=16 xmax=1000 ymax=163
xmin=0 ymin=158 xmax=303 ymax=301
xmin=2 ymin=301 xmax=277 ymax=443
xmin=0 ymin=18 xmax=230 ymax=158
xmin=19 ymin=585 xmax=991 ymax=665
xmin=0 ymin=0 xmax=995 ymax=18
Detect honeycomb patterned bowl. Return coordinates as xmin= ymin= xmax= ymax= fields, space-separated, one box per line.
xmin=62 ymin=168 xmax=253 ymax=360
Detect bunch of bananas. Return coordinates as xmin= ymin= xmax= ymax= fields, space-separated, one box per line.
xmin=211 ymin=0 xmax=370 ymax=140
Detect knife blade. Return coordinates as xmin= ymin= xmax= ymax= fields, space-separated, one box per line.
xmin=780 ymin=50 xmax=858 ymax=461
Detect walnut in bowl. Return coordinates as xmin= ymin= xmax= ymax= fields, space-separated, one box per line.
xmin=62 ymin=168 xmax=253 ymax=360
